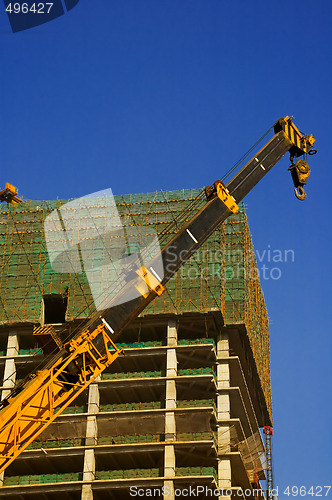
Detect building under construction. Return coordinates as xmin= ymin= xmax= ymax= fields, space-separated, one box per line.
xmin=0 ymin=188 xmax=272 ymax=499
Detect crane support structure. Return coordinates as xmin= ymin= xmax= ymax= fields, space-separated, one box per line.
xmin=264 ymin=426 xmax=274 ymax=499
xmin=0 ymin=117 xmax=316 ymax=473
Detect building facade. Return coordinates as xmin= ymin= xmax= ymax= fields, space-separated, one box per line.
xmin=0 ymin=189 xmax=271 ymax=499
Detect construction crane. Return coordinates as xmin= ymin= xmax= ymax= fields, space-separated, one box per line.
xmin=0 ymin=116 xmax=316 ymax=474
xmin=0 ymin=183 xmax=23 ymax=203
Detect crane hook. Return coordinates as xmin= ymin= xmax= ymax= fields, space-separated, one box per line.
xmin=294 ymin=186 xmax=307 ymax=201
xmin=289 ymin=159 xmax=310 ymax=202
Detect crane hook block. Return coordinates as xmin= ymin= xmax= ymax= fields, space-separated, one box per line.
xmin=289 ymin=160 xmax=310 ymax=201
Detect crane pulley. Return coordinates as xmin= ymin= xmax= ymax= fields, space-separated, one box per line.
xmin=274 ymin=115 xmax=316 ymax=200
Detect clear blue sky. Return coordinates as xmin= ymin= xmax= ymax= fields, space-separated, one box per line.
xmin=1 ymin=0 xmax=331 ymax=494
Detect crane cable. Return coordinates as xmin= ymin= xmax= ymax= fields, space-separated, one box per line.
xmin=220 ymin=125 xmax=274 ymax=183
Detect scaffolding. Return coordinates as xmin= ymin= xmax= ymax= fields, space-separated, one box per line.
xmin=223 ymin=205 xmax=271 ymax=416
xmin=0 ymin=188 xmax=271 ymax=419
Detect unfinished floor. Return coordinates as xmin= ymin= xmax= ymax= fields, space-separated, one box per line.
xmin=0 ymin=189 xmax=271 ymax=499
xmin=0 ymin=313 xmax=267 ymax=499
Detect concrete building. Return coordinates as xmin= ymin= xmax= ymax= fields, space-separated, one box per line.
xmin=0 ymin=189 xmax=272 ymax=499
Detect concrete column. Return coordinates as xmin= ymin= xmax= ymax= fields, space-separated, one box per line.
xmin=165 ymin=319 xmax=178 ymax=416
xmin=165 ymin=411 xmax=176 ymax=441
xmin=164 ymin=480 xmax=174 ymax=500
xmin=81 ymin=379 xmax=99 ymax=500
xmin=217 ymin=393 xmax=230 ymax=420
xmin=164 ymin=443 xmax=176 ymax=499
xmin=218 ymin=458 xmax=232 ymax=496
xmin=217 ymin=330 xmax=230 ymax=359
xmin=165 ymin=349 xmax=177 ymax=410
xmin=164 ymin=445 xmax=175 ymax=477
xmin=217 ymin=331 xmax=231 ymax=496
xmin=83 ymin=449 xmax=95 ymax=482
xmin=218 ymin=423 xmax=231 ymax=453
xmin=166 ymin=349 xmax=177 ymax=377
xmin=1 ymin=330 xmax=19 ymax=400
xmin=85 ymin=381 xmax=99 ymax=446
xmin=0 ymin=331 xmax=19 ymax=486
xmin=167 ymin=319 xmax=177 ymax=347
xmin=165 ymin=379 xmax=176 ymax=411
xmin=164 ymin=320 xmax=177 ymax=500
xmin=85 ymin=416 xmax=98 ymax=447
xmin=81 ymin=485 xmax=93 ymax=500
xmin=217 ymin=361 xmax=230 ymax=390
xmin=88 ymin=382 xmax=100 ymax=414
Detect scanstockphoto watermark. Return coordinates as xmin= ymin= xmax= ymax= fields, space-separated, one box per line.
xmin=165 ymin=244 xmax=295 ymax=282
xmin=129 ymin=485 xmax=279 ymax=497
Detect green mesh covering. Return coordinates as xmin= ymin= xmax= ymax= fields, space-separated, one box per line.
xmin=0 ymin=188 xmax=271 ymax=417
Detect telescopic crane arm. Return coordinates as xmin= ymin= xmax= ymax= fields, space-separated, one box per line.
xmin=0 ymin=117 xmax=316 ymax=474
